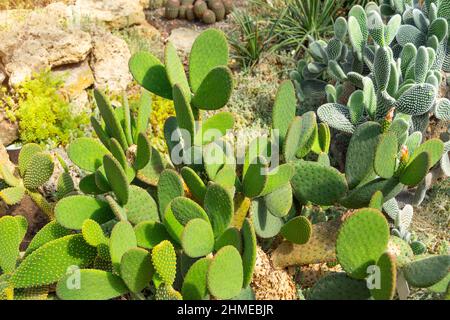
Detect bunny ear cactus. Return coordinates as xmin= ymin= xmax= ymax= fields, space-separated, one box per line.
xmin=0 ymin=144 xmax=54 ymax=217
xmin=130 ymin=28 xmax=233 ymax=113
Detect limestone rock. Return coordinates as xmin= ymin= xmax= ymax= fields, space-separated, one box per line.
xmin=168 ymin=27 xmax=200 ymax=55
xmin=0 ymin=3 xmax=92 ymax=86
xmin=90 ymin=28 xmax=133 ymax=93
xmin=0 ymin=111 xmax=18 ymax=146
xmin=53 ymin=59 xmax=94 ymax=97
xmin=72 ymin=0 xmax=146 ymax=29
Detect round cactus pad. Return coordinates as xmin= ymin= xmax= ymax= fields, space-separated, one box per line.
xmin=370 ymin=252 xmax=397 ymax=300
xmin=207 ymin=245 xmax=243 ymax=299
xmin=291 ymin=160 xmax=348 ymax=205
xmin=336 ymin=208 xmax=389 ymax=279
xmin=152 ymin=240 xmax=177 ymax=285
xmin=182 ymin=257 xmax=211 ymax=300
xmin=309 ymin=273 xmax=371 ymax=300
xmin=280 ymin=216 xmax=312 ymax=245
xmin=181 ymin=218 xmax=214 ymax=258
xmin=56 ymin=269 xmax=128 ymax=300
xmin=120 ymin=248 xmax=154 ymax=293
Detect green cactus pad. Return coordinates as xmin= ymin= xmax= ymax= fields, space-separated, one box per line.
xmin=124 ymin=186 xmax=159 ymax=225
xmin=181 ymin=218 xmax=214 ymax=258
xmin=308 ymin=273 xmax=371 ymax=300
xmin=291 ymin=160 xmax=347 ymax=205
xmin=94 ymin=90 xmax=128 ymax=150
xmin=25 ymin=221 xmax=70 ymax=256
xmin=81 ymin=219 xmax=108 ymax=247
xmin=0 ymin=186 xmax=25 ymax=205
xmin=23 ymin=153 xmax=54 ymax=190
xmin=0 ymin=216 xmax=22 ymax=273
xmin=172 ymin=84 xmax=195 ymax=141
xmin=204 ymin=183 xmax=233 ymax=237
xmin=94 ymin=165 xmax=111 ymax=192
xmin=152 ymin=240 xmax=177 ymax=285
xmin=241 ymin=218 xmax=256 ymax=288
xmin=56 ymin=171 xmax=74 ymax=200
xmin=214 ymin=227 xmax=242 ymax=253
xmin=55 ymin=195 xmax=114 ymax=230
xmin=345 ymin=122 xmax=382 ymax=189
xmin=370 ymin=252 xmax=397 ymax=300
xmin=12 ymin=235 xmax=96 ymax=288
xmin=243 ymin=156 xmax=268 ymax=198
xmin=264 ymin=183 xmax=293 ymax=218
xmin=251 ymin=198 xmax=284 ymax=238
xmin=129 ymin=51 xmax=172 ymax=100
xmin=340 ymin=177 xmax=403 ymax=208
xmin=410 ymin=240 xmax=427 ymax=256
xmin=158 ymin=169 xmax=184 ymax=219
xmin=189 ymin=28 xmax=229 ymax=93
xmin=336 ymin=208 xmax=389 ymax=279
xmin=18 ymin=143 xmax=42 ymax=176
xmin=283 ymin=116 xmax=303 ymax=161
xmin=312 ymin=122 xmax=331 ymax=154
xmin=410 ymin=138 xmax=444 ymax=169
xmin=109 ymin=138 xmax=127 ymax=169
xmin=207 ymin=246 xmax=243 ymax=299
xmin=165 ymin=42 xmax=190 ymax=97
xmin=79 ymin=174 xmax=103 ymax=195
xmin=394 ymin=84 xmax=436 ymax=115
xmin=272 ymin=80 xmax=297 ymax=145
xmin=120 ymin=248 xmax=154 ymax=293
xmin=110 ymin=221 xmax=137 ymax=273
xmin=374 ymin=132 xmax=398 ymax=179
xmin=56 ymin=269 xmax=128 ymax=300
xmin=403 ymin=255 xmax=450 ymax=288
xmin=137 ymin=146 xmax=166 ymax=186
xmin=399 ymin=152 xmax=430 ymax=186
xmin=163 ymin=205 xmax=184 ymax=244
xmin=134 ymin=221 xmax=172 ymax=249
xmin=170 ymin=196 xmax=210 ymax=226
xmin=14 ymin=215 xmax=28 ymax=242
xmin=369 ymin=190 xmax=383 ymax=210
xmin=103 ymin=155 xmax=129 ymax=206
xmin=180 ymin=167 xmax=207 ymax=203
xmin=155 ymin=284 xmax=183 ymax=300
xmin=317 ymin=103 xmax=355 ymax=134
xmin=192 ymin=66 xmax=233 ymax=110
xmin=194 ymin=112 xmax=234 ymax=145
xmin=134 ymin=90 xmax=152 ymax=142
xmin=181 ymin=257 xmax=211 ymax=300
xmin=134 ymin=133 xmax=152 ymax=170
xmin=106 ymin=196 xmax=127 ymax=222
xmin=281 ymin=216 xmax=312 ymax=245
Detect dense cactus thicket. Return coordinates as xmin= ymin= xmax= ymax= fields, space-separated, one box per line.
xmin=0 ymin=0 xmax=449 ymax=301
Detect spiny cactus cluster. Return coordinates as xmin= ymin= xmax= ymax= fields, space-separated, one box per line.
xmin=0 ymin=144 xmax=64 ymax=218
xmin=292 ymin=1 xmax=450 ymax=125
xmin=165 ymin=0 xmax=234 ymax=24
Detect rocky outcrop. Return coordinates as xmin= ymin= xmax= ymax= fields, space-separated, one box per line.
xmin=0 ymin=112 xmax=18 ymax=146
xmin=0 ymin=3 xmax=92 ymax=86
xmin=0 ymin=1 xmax=148 ymax=94
xmin=73 ymin=0 xmax=146 ymax=29
xmin=90 ymin=28 xmax=132 ymax=93
xmin=168 ymin=27 xmax=200 ymax=55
